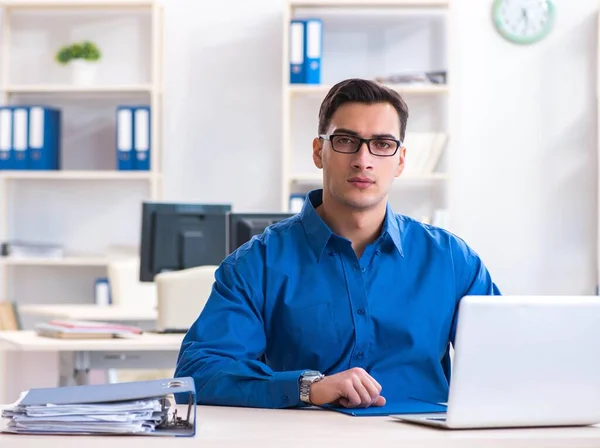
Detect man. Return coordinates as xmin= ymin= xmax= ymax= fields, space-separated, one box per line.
xmin=174 ymin=78 xmax=500 ymax=409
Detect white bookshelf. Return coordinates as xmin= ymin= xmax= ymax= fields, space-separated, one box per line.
xmin=281 ymin=0 xmax=451 ymax=227
xmin=0 ymin=0 xmax=163 ymax=300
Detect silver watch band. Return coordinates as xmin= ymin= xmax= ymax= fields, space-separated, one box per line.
xmin=299 ymin=370 xmax=324 ymax=404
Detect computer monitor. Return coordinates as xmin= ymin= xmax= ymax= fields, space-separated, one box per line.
xmin=227 ymin=213 xmax=294 ymax=254
xmin=139 ymin=202 xmax=232 ymax=282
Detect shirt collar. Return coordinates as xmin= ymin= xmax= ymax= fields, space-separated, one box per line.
xmin=300 ymin=189 xmax=404 ymax=261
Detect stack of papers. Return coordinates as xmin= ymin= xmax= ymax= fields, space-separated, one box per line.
xmin=2 ymin=398 xmax=167 ymax=435
xmin=1 ymin=377 xmax=197 ymax=437
xmin=35 ymin=319 xmax=143 ymax=339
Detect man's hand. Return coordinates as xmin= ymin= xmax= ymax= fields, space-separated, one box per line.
xmin=309 ymin=367 xmax=386 ymax=408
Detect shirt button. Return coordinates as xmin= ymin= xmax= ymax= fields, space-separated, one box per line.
xmin=357 ymin=308 xmax=365 ymax=315
xmin=375 ymin=250 xmax=381 ymax=256
xmin=356 ymin=352 xmax=364 ymax=359
xmin=361 ymin=266 xmax=366 ymax=272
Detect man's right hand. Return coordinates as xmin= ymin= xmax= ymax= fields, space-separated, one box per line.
xmin=308 ymin=367 xmax=386 ymax=408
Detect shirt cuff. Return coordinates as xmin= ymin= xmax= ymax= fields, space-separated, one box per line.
xmin=268 ymin=370 xmax=307 ymax=408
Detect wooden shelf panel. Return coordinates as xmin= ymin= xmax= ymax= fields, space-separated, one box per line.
xmin=288 ymin=83 xmax=448 ymax=96
xmin=289 ymin=0 xmax=449 ymax=8
xmin=0 ymin=0 xmax=155 ymax=9
xmin=0 ymin=170 xmax=156 ymax=180
xmin=4 ymin=84 xmax=153 ymax=94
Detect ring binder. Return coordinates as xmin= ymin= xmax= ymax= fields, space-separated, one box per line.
xmin=1 ymin=377 xmax=196 ymax=437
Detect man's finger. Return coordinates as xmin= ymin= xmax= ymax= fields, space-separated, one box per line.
xmin=361 ymin=374 xmax=382 ymax=403
xmin=341 ymin=383 xmax=362 ymax=408
xmin=352 ymin=375 xmax=372 ymax=407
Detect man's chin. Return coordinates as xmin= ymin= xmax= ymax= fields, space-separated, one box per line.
xmin=336 ymin=190 xmax=383 ymax=210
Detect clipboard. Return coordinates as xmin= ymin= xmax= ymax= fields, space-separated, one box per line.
xmin=10 ymin=377 xmax=196 ymax=437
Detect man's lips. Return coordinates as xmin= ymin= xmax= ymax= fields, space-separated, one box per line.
xmin=348 ymin=177 xmax=374 ymax=188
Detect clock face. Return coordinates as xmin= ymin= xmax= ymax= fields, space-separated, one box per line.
xmin=493 ymin=0 xmax=556 ymax=44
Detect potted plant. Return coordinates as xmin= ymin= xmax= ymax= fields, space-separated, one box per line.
xmin=55 ymin=41 xmax=101 ymax=85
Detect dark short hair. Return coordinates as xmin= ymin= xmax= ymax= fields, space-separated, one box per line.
xmin=318 ymin=78 xmax=409 ymax=142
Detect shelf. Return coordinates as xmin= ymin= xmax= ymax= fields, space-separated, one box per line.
xmin=4 ymin=84 xmax=153 ymax=94
xmin=291 ymin=172 xmax=449 ymax=184
xmin=289 ymin=0 xmax=448 ymax=8
xmin=0 ymin=256 xmax=112 ymax=266
xmin=0 ymin=170 xmax=156 ymax=180
xmin=288 ymin=83 xmax=448 ymax=96
xmin=0 ymin=0 xmax=155 ymax=9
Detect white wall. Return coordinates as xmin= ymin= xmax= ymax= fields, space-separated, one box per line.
xmin=450 ymin=0 xmax=598 ymax=295
xmin=162 ymin=0 xmax=284 ymax=211
xmin=163 ymin=0 xmax=598 ymax=296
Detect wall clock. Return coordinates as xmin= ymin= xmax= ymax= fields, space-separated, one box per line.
xmin=492 ymin=0 xmax=556 ymax=45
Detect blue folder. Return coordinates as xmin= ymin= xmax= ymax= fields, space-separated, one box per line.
xmin=321 ymin=397 xmax=447 ymax=416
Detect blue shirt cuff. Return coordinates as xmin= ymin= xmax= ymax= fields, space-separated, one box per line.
xmin=269 ymin=370 xmax=306 ymax=408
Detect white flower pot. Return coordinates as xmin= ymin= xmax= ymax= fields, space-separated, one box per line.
xmin=71 ymin=60 xmax=98 ymax=86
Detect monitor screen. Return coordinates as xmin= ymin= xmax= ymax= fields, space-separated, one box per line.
xmin=227 ymin=213 xmax=294 ymax=254
xmin=139 ymin=202 xmax=232 ymax=282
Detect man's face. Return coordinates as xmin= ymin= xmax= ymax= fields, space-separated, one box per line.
xmin=313 ymin=102 xmax=405 ymax=211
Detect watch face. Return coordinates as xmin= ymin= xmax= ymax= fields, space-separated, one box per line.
xmin=492 ymin=0 xmax=555 ymax=45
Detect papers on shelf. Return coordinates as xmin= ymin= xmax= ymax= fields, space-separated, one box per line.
xmin=35 ymin=319 xmax=143 ymax=339
xmin=402 ymin=132 xmax=448 ymax=176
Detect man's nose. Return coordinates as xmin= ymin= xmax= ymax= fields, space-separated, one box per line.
xmin=351 ymin=142 xmax=374 ymax=170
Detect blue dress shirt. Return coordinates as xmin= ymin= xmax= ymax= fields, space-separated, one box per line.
xmin=174 ymin=189 xmax=500 ymax=408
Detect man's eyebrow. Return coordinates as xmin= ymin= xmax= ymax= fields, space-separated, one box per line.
xmin=331 ymin=128 xmax=360 ymax=136
xmin=332 ymin=128 xmax=399 ymax=140
xmin=371 ymin=133 xmax=398 ymax=140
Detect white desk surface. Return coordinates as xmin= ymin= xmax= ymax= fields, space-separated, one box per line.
xmin=0 ymin=330 xmax=183 ymax=352
xmin=18 ymin=304 xmax=157 ymax=322
xmin=1 ymin=404 xmax=600 ymax=448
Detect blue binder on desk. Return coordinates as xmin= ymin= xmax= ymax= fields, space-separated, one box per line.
xmin=27 ymin=106 xmax=61 ymax=170
xmin=1 ymin=377 xmax=197 ymax=436
xmin=321 ymin=397 xmax=447 ymax=417
xmin=0 ymin=106 xmax=13 ymax=170
xmin=133 ymin=105 xmax=151 ymax=170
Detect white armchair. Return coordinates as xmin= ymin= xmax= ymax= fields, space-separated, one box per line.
xmin=154 ymin=265 xmax=218 ymax=332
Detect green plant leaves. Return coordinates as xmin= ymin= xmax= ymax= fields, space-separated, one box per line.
xmin=55 ymin=40 xmax=101 ymax=65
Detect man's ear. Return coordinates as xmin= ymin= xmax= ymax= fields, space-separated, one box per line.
xmin=395 ymin=146 xmax=406 ymax=177
xmin=313 ymin=137 xmax=324 ymax=169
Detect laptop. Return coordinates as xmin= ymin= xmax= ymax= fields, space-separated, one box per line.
xmin=394 ymin=295 xmax=600 ymax=429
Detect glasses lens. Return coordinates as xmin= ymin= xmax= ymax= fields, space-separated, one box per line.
xmin=370 ymin=139 xmax=398 ymax=156
xmin=331 ymin=135 xmax=359 ymax=153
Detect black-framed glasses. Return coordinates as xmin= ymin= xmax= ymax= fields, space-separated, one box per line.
xmin=319 ymin=134 xmax=401 ymax=157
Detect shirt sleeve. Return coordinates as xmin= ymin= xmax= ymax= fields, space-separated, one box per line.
xmin=173 ymin=260 xmax=306 ymax=409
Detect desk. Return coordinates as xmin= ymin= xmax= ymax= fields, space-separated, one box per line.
xmin=0 ymin=330 xmax=183 ymax=393
xmin=18 ymin=304 xmax=157 ymax=322
xmin=2 ymin=404 xmax=600 ymax=448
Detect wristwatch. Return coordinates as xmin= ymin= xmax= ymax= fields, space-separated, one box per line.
xmin=299 ymin=370 xmax=324 ymax=404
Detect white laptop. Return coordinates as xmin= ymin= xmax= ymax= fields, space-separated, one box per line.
xmin=394 ymin=295 xmax=600 ymax=429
